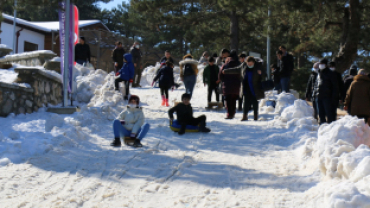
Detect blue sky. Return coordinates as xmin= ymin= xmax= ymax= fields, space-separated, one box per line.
xmin=98 ymin=0 xmax=129 ymax=10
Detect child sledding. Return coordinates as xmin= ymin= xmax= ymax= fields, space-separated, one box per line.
xmin=168 ymin=93 xmax=211 ymax=135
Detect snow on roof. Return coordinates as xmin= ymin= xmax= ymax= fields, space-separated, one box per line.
xmin=0 ymin=44 xmax=12 ymax=50
xmin=2 ymin=13 xmax=110 ymax=32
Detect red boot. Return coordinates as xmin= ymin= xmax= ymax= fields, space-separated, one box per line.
xmin=165 ymin=99 xmax=170 ymax=107
xmin=161 ymin=95 xmax=165 ymax=106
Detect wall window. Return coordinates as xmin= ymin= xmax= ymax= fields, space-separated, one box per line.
xmin=24 ymin=41 xmax=38 ymax=52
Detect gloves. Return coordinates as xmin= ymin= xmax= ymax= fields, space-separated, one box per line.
xmin=130 ymin=133 xmax=136 ymax=139
xmin=129 ymin=79 xmax=133 ymax=83
xmin=115 ymin=72 xmax=120 ymax=76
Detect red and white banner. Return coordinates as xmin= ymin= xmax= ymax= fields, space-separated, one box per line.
xmin=74 ymin=6 xmax=79 ymax=45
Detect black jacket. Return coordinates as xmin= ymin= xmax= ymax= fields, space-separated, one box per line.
xmin=153 ymin=66 xmax=174 ymax=89
xmin=130 ymin=47 xmax=142 ymax=65
xmin=343 ymin=75 xmax=355 ymax=97
xmin=313 ymin=67 xmax=339 ymax=101
xmin=112 ymin=47 xmax=125 ymax=67
xmin=278 ymin=55 xmax=293 ymax=78
xmin=168 ymin=103 xmax=194 ymax=124
xmin=305 ymin=71 xmax=318 ymax=100
xmin=75 ymin=43 xmax=91 ymax=62
xmin=272 ymin=67 xmax=281 ymax=85
xmin=333 ymin=70 xmax=345 ymax=101
xmin=160 ymin=56 xmax=174 ymax=64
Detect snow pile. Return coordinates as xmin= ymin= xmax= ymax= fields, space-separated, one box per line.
xmin=274 ymin=92 xmax=296 ymax=114
xmin=45 ymin=114 xmax=65 ymax=132
xmin=74 ymin=68 xmax=108 ymax=103
xmin=325 ymin=182 xmax=370 ymax=208
xmin=281 ymin=100 xmax=314 ymax=122
xmin=0 ymin=67 xmax=18 ymax=83
xmin=3 ymin=50 xmax=56 ymax=59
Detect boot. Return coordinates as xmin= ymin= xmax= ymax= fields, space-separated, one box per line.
xmin=199 ymin=126 xmax=211 ymax=133
xmin=132 ymin=139 xmax=143 ymax=148
xmin=241 ymin=114 xmax=248 ymax=121
xmin=165 ymin=99 xmax=170 ymax=107
xmin=161 ymin=95 xmax=166 ymax=106
xmin=178 ymin=124 xmax=186 ymax=135
xmin=254 ymin=113 xmax=258 ymax=121
xmin=110 ymin=137 xmax=121 ymax=147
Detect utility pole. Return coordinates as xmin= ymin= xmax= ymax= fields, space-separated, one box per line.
xmin=12 ymin=0 xmax=17 ymax=54
xmin=63 ymin=0 xmax=70 ymax=107
xmin=266 ymin=6 xmax=271 ymax=79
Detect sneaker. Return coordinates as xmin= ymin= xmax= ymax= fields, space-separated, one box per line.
xmin=199 ymin=127 xmax=211 ymax=133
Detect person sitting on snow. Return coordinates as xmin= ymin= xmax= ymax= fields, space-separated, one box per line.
xmin=111 ymin=95 xmax=150 ymax=147
xmin=168 ymin=93 xmax=211 ymax=135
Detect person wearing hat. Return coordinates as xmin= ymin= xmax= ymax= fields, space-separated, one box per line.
xmin=111 ymin=95 xmax=150 ymax=147
xmin=313 ymin=58 xmax=339 ymax=124
xmin=344 ymin=68 xmax=370 ymax=125
xmin=343 ymin=65 xmax=358 ymax=104
xmin=305 ymin=62 xmax=319 ymax=120
xmin=75 ymin=36 xmax=91 ymax=65
xmin=179 ymin=54 xmax=199 ymax=98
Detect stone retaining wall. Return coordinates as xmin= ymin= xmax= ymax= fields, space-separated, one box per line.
xmin=0 ymin=68 xmax=63 ymax=117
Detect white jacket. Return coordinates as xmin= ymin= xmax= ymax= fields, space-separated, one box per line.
xmin=116 ymin=106 xmax=145 ymax=134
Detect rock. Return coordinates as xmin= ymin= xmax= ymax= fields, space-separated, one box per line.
xmin=26 ymin=107 xmax=32 ymax=114
xmin=33 ymin=106 xmax=38 ymax=112
xmin=13 ymin=102 xmax=17 ymax=108
xmin=22 ymin=95 xmax=27 ymax=99
xmin=25 ymin=100 xmax=33 ymax=108
xmin=19 ymin=107 xmax=25 ymax=114
xmin=8 ymin=131 xmax=20 ymax=140
xmin=39 ymin=81 xmax=44 ymax=94
xmin=9 ymin=92 xmax=15 ymax=101
xmin=3 ymin=100 xmax=13 ymax=114
xmin=33 ymin=81 xmax=39 ymax=96
xmin=45 ymin=82 xmax=50 ymax=94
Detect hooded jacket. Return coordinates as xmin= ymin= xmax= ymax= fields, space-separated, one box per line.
xmin=313 ymin=67 xmax=339 ymax=101
xmin=116 ymin=106 xmax=145 ymax=134
xmin=153 ymin=66 xmax=175 ymax=89
xmin=203 ymin=64 xmax=220 ymax=86
xmin=179 ymin=55 xmax=199 ymax=79
xmin=344 ymin=75 xmax=370 ymax=117
xmin=118 ymin=54 xmax=135 ymax=81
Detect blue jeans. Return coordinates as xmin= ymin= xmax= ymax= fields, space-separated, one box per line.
xmin=316 ymin=98 xmax=335 ymax=125
xmin=113 ymin=120 xmax=150 ymax=140
xmin=183 ymin=75 xmax=196 ymax=98
xmin=274 ymin=82 xmax=282 ymax=92
xmin=280 ymin=77 xmax=290 ymax=93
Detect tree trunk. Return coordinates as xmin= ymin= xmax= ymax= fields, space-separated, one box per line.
xmin=334 ymin=0 xmax=360 ymax=73
xmin=229 ymin=10 xmax=239 ymax=52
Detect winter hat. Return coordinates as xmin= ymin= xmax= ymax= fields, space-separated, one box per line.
xmin=319 ymin=58 xmax=328 ymax=65
xmin=181 ymin=93 xmax=191 ymax=100
xmin=128 ymin=95 xmax=140 ymax=105
xmin=329 ymin=61 xmax=336 ymax=67
xmin=183 ymin=54 xmax=193 ymax=60
xmin=350 ymin=65 xmax=358 ymax=75
xmin=80 ymin=36 xmax=85 ymax=41
xmin=313 ymin=62 xmax=320 ymax=69
xmin=358 ymin=69 xmax=369 ymax=75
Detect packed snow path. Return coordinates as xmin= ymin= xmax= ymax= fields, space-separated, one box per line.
xmin=0 ymin=85 xmax=362 ymax=208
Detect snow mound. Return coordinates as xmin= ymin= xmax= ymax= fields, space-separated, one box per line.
xmin=0 ymin=158 xmax=11 ymax=166
xmin=75 ymin=68 xmax=107 ymax=103
xmin=325 ymin=182 xmax=370 ymax=208
xmin=45 ymin=114 xmax=65 ymax=132
xmin=281 ymin=100 xmax=314 ymax=121
xmin=274 ymin=92 xmax=296 ymax=114
xmin=8 ymin=131 xmax=20 ymax=140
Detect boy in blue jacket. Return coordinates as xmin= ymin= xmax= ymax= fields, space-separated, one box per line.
xmin=115 ymin=53 xmax=135 ymax=100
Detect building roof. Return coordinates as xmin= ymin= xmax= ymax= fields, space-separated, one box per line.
xmin=2 ymin=13 xmax=110 ymax=33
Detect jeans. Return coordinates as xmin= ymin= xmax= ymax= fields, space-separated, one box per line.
xmin=243 ymin=95 xmax=258 ymax=116
xmin=183 ymin=75 xmax=196 ymax=98
xmin=280 ymin=77 xmax=290 ymax=93
xmin=316 ymin=98 xmax=335 ymax=125
xmin=113 ymin=120 xmax=150 ymax=140
xmin=274 ymin=82 xmax=282 ymax=92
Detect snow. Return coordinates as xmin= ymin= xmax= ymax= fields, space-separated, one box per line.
xmin=50 ymin=56 xmax=61 ymax=62
xmin=0 ymin=64 xmax=370 ymax=207
xmin=0 ymin=68 xmax=18 ymax=83
xmin=0 ymin=44 xmax=11 ymax=49
xmin=2 ymin=50 xmax=56 ymax=60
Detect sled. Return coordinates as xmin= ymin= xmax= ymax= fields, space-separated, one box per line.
xmin=169 ymin=120 xmax=200 ymax=132
xmin=205 ymin=102 xmax=223 ymax=110
xmin=124 ymin=137 xmax=136 ymax=145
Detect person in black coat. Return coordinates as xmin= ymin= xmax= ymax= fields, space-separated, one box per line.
xmin=313 ymin=59 xmax=339 ymax=124
xmin=168 ymin=93 xmax=211 ymax=135
xmin=153 ymin=61 xmax=175 ymax=107
xmin=276 ymin=50 xmax=292 ymax=93
xmin=305 ymin=62 xmax=319 ymax=120
xmin=329 ymin=61 xmax=345 ymax=119
xmin=160 ymin=50 xmax=174 ymax=64
xmin=130 ymin=42 xmax=143 ymax=87
xmin=271 ymin=63 xmax=281 ymax=92
xmin=75 ymin=37 xmax=91 ymax=65
xmin=112 ymin=41 xmax=125 ymax=73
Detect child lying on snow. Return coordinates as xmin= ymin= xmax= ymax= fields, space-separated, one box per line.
xmin=111 ymin=95 xmax=150 ymax=147
xmin=168 ymin=93 xmax=211 ymax=135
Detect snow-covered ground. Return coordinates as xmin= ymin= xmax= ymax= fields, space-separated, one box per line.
xmin=0 ymin=65 xmax=370 ymax=207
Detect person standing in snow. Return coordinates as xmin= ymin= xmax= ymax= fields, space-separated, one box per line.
xmin=313 ymin=58 xmax=339 ymax=125
xmin=160 ymin=50 xmax=174 ymax=64
xmin=237 ymin=53 xmax=248 ymax=111
xmin=222 ymin=56 xmax=265 ymax=121
xmin=215 ymin=49 xmax=230 ymax=67
xmin=278 ymin=45 xmax=294 ymax=93
xmin=343 ymin=65 xmax=358 ymax=110
xmin=168 ymin=93 xmax=211 ymax=135
xmin=218 ymin=49 xmax=241 ymax=119
xmin=111 ymin=95 xmax=150 ymax=147
xmin=75 ymin=36 xmax=91 ymax=65
xmin=344 ymin=69 xmax=370 ymax=125
xmin=152 ymin=61 xmax=175 ymax=107
xmin=305 ymin=62 xmax=319 ymax=120
xmin=329 ymin=61 xmax=345 ymax=120
xmin=179 ymin=54 xmax=199 ymax=98
xmin=130 ymin=42 xmax=143 ymax=88
xmin=271 ymin=63 xmax=281 ymax=92
xmin=115 ymin=53 xmax=135 ymax=100
xmin=112 ymin=41 xmax=125 ymax=73
xmin=203 ymin=57 xmax=220 ymax=106
xmin=199 ymin=51 xmax=209 ymax=65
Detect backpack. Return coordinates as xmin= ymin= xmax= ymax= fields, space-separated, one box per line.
xmin=183 ymin=64 xmax=194 ymax=76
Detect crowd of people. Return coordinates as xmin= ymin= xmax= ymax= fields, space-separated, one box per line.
xmin=103 ymin=40 xmax=369 ymax=147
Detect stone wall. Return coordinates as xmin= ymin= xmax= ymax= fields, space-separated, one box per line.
xmin=0 ymin=50 xmax=56 ymax=67
xmin=0 ymin=68 xmax=63 ymax=117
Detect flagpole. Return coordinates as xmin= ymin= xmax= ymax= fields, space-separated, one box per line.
xmin=63 ymin=0 xmax=70 ymax=107
xmin=12 ymin=0 xmax=17 ymax=54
